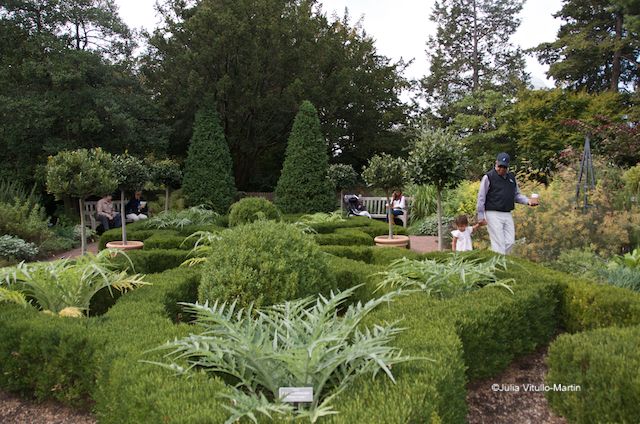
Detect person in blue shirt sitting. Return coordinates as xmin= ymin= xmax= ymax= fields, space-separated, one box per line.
xmin=125 ymin=191 xmax=149 ymax=222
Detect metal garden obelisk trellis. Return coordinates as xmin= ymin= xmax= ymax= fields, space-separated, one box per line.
xmin=575 ymin=135 xmax=596 ymax=211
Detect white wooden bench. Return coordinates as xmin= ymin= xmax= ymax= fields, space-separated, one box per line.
xmin=83 ymin=200 xmax=133 ymax=231
xmin=359 ymin=197 xmax=411 ymax=227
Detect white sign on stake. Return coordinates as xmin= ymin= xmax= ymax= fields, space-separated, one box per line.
xmin=278 ymin=387 xmax=313 ymax=403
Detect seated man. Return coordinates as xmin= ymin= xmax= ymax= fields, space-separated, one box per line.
xmin=96 ymin=194 xmax=121 ymax=231
xmin=125 ymin=191 xmax=148 ymax=222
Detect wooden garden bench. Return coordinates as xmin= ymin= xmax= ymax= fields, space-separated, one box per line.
xmin=359 ymin=196 xmax=412 ymax=227
xmin=83 ymin=200 xmax=133 ymax=231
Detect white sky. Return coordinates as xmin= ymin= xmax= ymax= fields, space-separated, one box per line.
xmin=115 ymin=0 xmax=563 ymax=88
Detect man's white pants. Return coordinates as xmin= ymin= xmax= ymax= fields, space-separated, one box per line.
xmin=485 ymin=211 xmax=515 ymax=255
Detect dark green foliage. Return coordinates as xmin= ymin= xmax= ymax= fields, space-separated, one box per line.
xmin=275 ymin=101 xmax=335 ymax=213
xmin=422 ymin=0 xmax=527 ymax=120
xmin=320 ymin=245 xmax=374 ymax=263
xmin=560 ymin=277 xmax=640 ymax=332
xmin=534 ymin=0 xmax=639 ymax=92
xmin=150 ymin=158 xmax=182 ymax=189
xmin=324 ymin=255 xmax=384 ymax=305
xmin=143 ymin=234 xmax=195 ymax=251
xmin=2 ymin=246 xmax=640 ymax=422
xmin=228 ymin=197 xmax=280 ymax=227
xmin=199 ymin=220 xmax=336 ymax=307
xmin=328 ymin=163 xmax=359 ymax=191
xmin=0 ymin=200 xmax=51 ymax=244
xmin=182 ymin=105 xmax=236 ymax=212
xmin=313 ymin=228 xmax=374 ymax=246
xmin=143 ymin=1 xmax=410 ymax=190
xmin=0 ymin=305 xmax=96 ymax=405
xmin=546 ymin=325 xmax=640 ymax=423
xmin=0 ymin=2 xmax=167 ymax=187
xmin=112 ymin=249 xmax=192 ymax=274
xmin=370 ymin=247 xmax=422 ymax=265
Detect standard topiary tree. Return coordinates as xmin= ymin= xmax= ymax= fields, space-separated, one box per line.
xmin=113 ymin=154 xmax=149 ymax=246
xmin=275 ymin=101 xmax=335 ymax=213
xmin=46 ymin=148 xmax=117 ymax=254
xmin=182 ymin=105 xmax=236 ymax=213
xmin=150 ymin=158 xmax=182 ymax=212
xmin=362 ymin=153 xmax=408 ymax=239
xmin=328 ymin=163 xmax=359 ymax=213
xmin=409 ymin=127 xmax=469 ymax=250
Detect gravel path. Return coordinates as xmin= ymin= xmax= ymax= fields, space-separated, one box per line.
xmin=0 ymin=392 xmax=95 ymax=424
xmin=467 ymin=344 xmax=567 ymax=424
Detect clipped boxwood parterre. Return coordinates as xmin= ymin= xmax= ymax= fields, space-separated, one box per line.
xmin=2 ymin=220 xmax=640 ymax=423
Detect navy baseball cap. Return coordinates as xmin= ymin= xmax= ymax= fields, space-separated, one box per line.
xmin=496 ymin=152 xmax=510 ymax=167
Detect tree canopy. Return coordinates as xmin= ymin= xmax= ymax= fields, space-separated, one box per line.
xmin=143 ymin=0 xmax=411 ymax=190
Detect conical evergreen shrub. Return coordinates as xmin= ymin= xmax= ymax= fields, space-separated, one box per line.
xmin=275 ymin=101 xmax=335 ymax=213
xmin=182 ymin=105 xmax=236 ymax=213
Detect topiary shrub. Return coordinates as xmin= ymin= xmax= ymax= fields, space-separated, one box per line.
xmin=198 ymin=220 xmax=336 ymax=307
xmin=275 ymin=101 xmax=335 ymax=213
xmin=228 ymin=197 xmax=280 ymax=227
xmin=182 ymin=104 xmax=236 ymax=213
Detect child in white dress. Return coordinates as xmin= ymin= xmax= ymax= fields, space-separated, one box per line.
xmin=451 ymin=215 xmax=481 ymax=252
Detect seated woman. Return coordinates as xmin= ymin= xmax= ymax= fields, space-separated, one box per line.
xmin=96 ymin=194 xmax=121 ymax=231
xmin=125 ymin=191 xmax=149 ymax=222
xmin=388 ymin=190 xmax=406 ymax=226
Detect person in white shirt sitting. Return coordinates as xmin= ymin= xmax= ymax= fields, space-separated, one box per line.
xmin=386 ymin=190 xmax=406 ymax=226
xmin=451 ymin=215 xmax=482 ymax=252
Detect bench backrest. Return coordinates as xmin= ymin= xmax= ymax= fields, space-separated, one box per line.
xmin=83 ymin=200 xmax=126 ymax=217
xmin=359 ymin=196 xmax=413 ymax=215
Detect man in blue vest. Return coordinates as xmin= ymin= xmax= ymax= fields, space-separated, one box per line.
xmin=476 ymin=153 xmax=539 ymax=254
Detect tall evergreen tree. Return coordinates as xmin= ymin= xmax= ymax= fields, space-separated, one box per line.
xmin=144 ymin=0 xmax=410 ymax=190
xmin=275 ymin=101 xmax=335 ymax=214
xmin=182 ymin=105 xmax=236 ymax=213
xmin=421 ymin=0 xmax=528 ymax=121
xmin=535 ymin=0 xmax=640 ymax=92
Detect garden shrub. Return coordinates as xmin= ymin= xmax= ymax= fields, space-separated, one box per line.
xmin=182 ymin=105 xmax=236 ymax=212
xmin=228 ymin=197 xmax=280 ymax=226
xmin=513 ymin=166 xmax=640 ymax=262
xmin=143 ymin=233 xmax=195 ymax=250
xmin=198 ymin=220 xmax=336 ymax=307
xmin=321 ymin=245 xmax=374 ymax=263
xmin=546 ymin=325 xmax=640 ymax=423
xmin=325 ymin=255 xmax=384 ymax=304
xmin=314 ymin=228 xmax=374 ymax=246
xmin=412 ymin=214 xmax=454 ymax=236
xmin=0 ymin=235 xmax=38 ymax=262
xmin=111 ymin=249 xmax=191 ymax=274
xmin=275 ymin=101 xmax=335 ymax=213
xmin=174 ymin=223 xmax=224 ymax=236
xmin=0 ymin=304 xmax=96 ymax=404
xmin=0 ymin=198 xmax=51 ymax=244
xmin=370 ymin=247 xmax=422 ymax=264
xmin=547 ymin=248 xmax=605 ymax=281
xmin=560 ymin=277 xmax=640 ymax=332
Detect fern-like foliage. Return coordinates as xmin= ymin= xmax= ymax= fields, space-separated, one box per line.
xmin=376 ymin=255 xmax=514 ymax=298
xmin=147 ymin=286 xmax=419 ymax=423
xmin=0 ymin=249 xmax=149 ymax=316
xmin=142 ymin=206 xmax=219 ymax=230
xmin=180 ymin=230 xmax=222 ymax=267
xmin=296 ymin=211 xmax=345 ymax=224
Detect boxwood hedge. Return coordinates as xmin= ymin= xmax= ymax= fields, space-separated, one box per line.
xmin=2 ymin=229 xmax=640 ymax=422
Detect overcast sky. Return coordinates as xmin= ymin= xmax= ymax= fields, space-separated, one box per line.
xmin=114 ymin=0 xmax=563 ymax=88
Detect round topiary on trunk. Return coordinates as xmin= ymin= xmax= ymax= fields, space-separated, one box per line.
xmin=182 ymin=105 xmax=236 ymax=213
xmin=275 ymin=101 xmax=335 ymax=213
xmin=198 ymin=220 xmax=335 ymax=308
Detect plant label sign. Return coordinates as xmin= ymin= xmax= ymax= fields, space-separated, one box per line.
xmin=278 ymin=387 xmax=313 ymax=403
